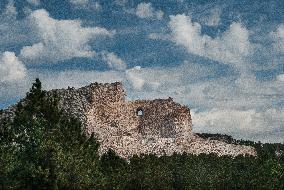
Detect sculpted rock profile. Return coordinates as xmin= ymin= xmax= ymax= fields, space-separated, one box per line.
xmin=50 ymin=82 xmax=256 ymax=158
xmin=1 ymin=82 xmax=256 ymax=158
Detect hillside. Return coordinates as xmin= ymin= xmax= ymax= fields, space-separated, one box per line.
xmin=1 ymin=79 xmax=283 ymax=189
xmin=1 ymin=81 xmax=256 ymax=158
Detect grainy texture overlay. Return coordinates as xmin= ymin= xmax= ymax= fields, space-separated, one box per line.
xmin=45 ymin=82 xmax=255 ymax=158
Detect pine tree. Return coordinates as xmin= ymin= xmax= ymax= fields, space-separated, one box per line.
xmin=2 ymin=79 xmax=102 ymax=189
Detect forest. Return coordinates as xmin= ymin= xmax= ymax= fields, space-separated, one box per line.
xmin=1 ymin=79 xmax=284 ymax=190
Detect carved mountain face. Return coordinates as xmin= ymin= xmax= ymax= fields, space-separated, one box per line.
xmin=1 ymin=82 xmax=256 ymax=159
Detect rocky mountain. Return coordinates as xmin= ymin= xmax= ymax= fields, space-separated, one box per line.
xmin=0 ymin=82 xmax=256 ymax=159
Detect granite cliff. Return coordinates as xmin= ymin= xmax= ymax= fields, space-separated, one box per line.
xmin=0 ymin=82 xmax=256 ymax=158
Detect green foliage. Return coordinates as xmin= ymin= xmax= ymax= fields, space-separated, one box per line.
xmin=96 ymin=151 xmax=284 ymax=190
xmin=0 ymin=79 xmax=101 ymax=190
xmin=126 ymin=155 xmax=174 ymax=190
xmin=1 ymin=79 xmax=284 ymax=189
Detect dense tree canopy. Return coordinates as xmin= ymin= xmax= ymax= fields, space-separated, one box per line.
xmin=0 ymin=79 xmax=284 ymax=189
xmin=0 ymin=79 xmax=102 ymax=189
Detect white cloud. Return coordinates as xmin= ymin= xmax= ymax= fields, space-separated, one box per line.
xmin=70 ymin=0 xmax=89 ymax=6
xmin=125 ymin=66 xmax=145 ymax=90
xmin=203 ymin=8 xmax=221 ymax=26
xmin=37 ymin=70 xmax=124 ymax=90
xmin=93 ymin=2 xmax=102 ymax=10
xmin=135 ymin=2 xmax=164 ymax=20
xmin=1 ymin=59 xmax=284 ymax=143
xmin=192 ymin=108 xmax=284 ymax=143
xmin=277 ymin=74 xmax=284 ymax=82
xmin=0 ymin=52 xmax=26 ymax=83
xmin=0 ymin=8 xmax=282 ymax=143
xmin=26 ymin=0 xmax=40 ymax=6
xmin=124 ymin=61 xmax=221 ymax=100
xmin=0 ymin=68 xmax=124 ymax=105
xmin=70 ymin=0 xmax=102 ymax=11
xmin=169 ymin=14 xmax=253 ymax=67
xmin=125 ymin=65 xmax=173 ymax=91
xmin=271 ymin=24 xmax=284 ymax=53
xmin=1 ymin=0 xmax=17 ymax=21
xmin=101 ymin=52 xmax=127 ymax=70
xmin=115 ymin=0 xmax=128 ymax=6
xmin=148 ymin=33 xmax=171 ymax=41
xmin=124 ymin=61 xmax=283 ymax=111
xmin=0 ymin=1 xmax=34 ymax=50
xmin=192 ymin=109 xmax=257 ymax=132
xmin=19 ymin=9 xmax=112 ymax=63
xmin=121 ymin=61 xmax=284 ymax=143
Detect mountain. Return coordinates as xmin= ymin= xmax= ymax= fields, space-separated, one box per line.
xmin=0 ymin=82 xmax=256 ymax=158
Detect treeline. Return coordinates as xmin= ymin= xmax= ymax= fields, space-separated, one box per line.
xmin=0 ymin=79 xmax=284 ymax=190
xmin=197 ymin=133 xmax=284 ymax=160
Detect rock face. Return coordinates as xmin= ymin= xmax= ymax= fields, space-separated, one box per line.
xmin=1 ymin=82 xmax=257 ymax=158
xmin=51 ymin=82 xmax=256 ymax=158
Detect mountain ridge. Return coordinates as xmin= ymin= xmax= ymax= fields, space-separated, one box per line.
xmin=0 ymin=82 xmax=257 ymax=158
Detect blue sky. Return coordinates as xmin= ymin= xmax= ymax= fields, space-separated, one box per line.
xmin=0 ymin=0 xmax=283 ymax=143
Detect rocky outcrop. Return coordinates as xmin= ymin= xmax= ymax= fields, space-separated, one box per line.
xmin=52 ymin=82 xmax=256 ymax=158
xmin=0 ymin=82 xmax=257 ymax=158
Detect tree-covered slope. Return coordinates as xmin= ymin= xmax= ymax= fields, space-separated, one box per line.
xmin=1 ymin=79 xmax=283 ymax=190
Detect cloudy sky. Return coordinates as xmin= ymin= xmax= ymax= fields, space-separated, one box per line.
xmin=0 ymin=0 xmax=283 ymax=143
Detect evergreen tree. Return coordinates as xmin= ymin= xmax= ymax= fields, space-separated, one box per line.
xmin=1 ymin=79 xmax=102 ymax=189
xmin=1 ymin=79 xmax=284 ymax=189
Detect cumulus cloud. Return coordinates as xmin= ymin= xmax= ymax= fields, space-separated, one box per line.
xmin=124 ymin=61 xmax=223 ymax=99
xmin=0 ymin=4 xmax=283 ymax=143
xmin=271 ymin=24 xmax=284 ymax=53
xmin=0 ymin=69 xmax=124 ymax=105
xmin=122 ymin=60 xmax=283 ymax=110
xmin=101 ymin=52 xmax=127 ymax=70
xmin=202 ymin=8 xmax=221 ymax=26
xmin=1 ymin=58 xmax=284 ymax=143
xmin=192 ymin=108 xmax=284 ymax=143
xmin=135 ymin=2 xmax=164 ymax=20
xmin=169 ymin=14 xmax=253 ymax=67
xmin=277 ymin=74 xmax=284 ymax=82
xmin=1 ymin=0 xmax=17 ymax=21
xmin=148 ymin=33 xmax=171 ymax=41
xmin=70 ymin=0 xmax=88 ymax=5
xmin=70 ymin=0 xmax=101 ymax=10
xmin=19 ymin=9 xmax=112 ymax=63
xmin=0 ymin=52 xmax=27 ymax=83
xmin=192 ymin=109 xmax=259 ymax=133
xmin=0 ymin=1 xmax=34 ymax=50
xmin=125 ymin=66 xmax=167 ymax=91
xmin=125 ymin=66 xmax=145 ymax=90
xmin=121 ymin=60 xmax=284 ymax=143
xmin=26 ymin=0 xmax=40 ymax=6
xmin=115 ymin=0 xmax=128 ymax=6
xmin=187 ymin=76 xmax=284 ymax=143
xmin=35 ymin=69 xmax=124 ymax=90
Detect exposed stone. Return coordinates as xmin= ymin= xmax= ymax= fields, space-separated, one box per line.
xmin=0 ymin=82 xmax=257 ymax=159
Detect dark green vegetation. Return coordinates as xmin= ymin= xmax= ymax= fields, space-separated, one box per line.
xmin=1 ymin=79 xmax=284 ymax=190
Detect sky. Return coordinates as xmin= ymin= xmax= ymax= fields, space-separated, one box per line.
xmin=0 ymin=0 xmax=283 ymax=143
